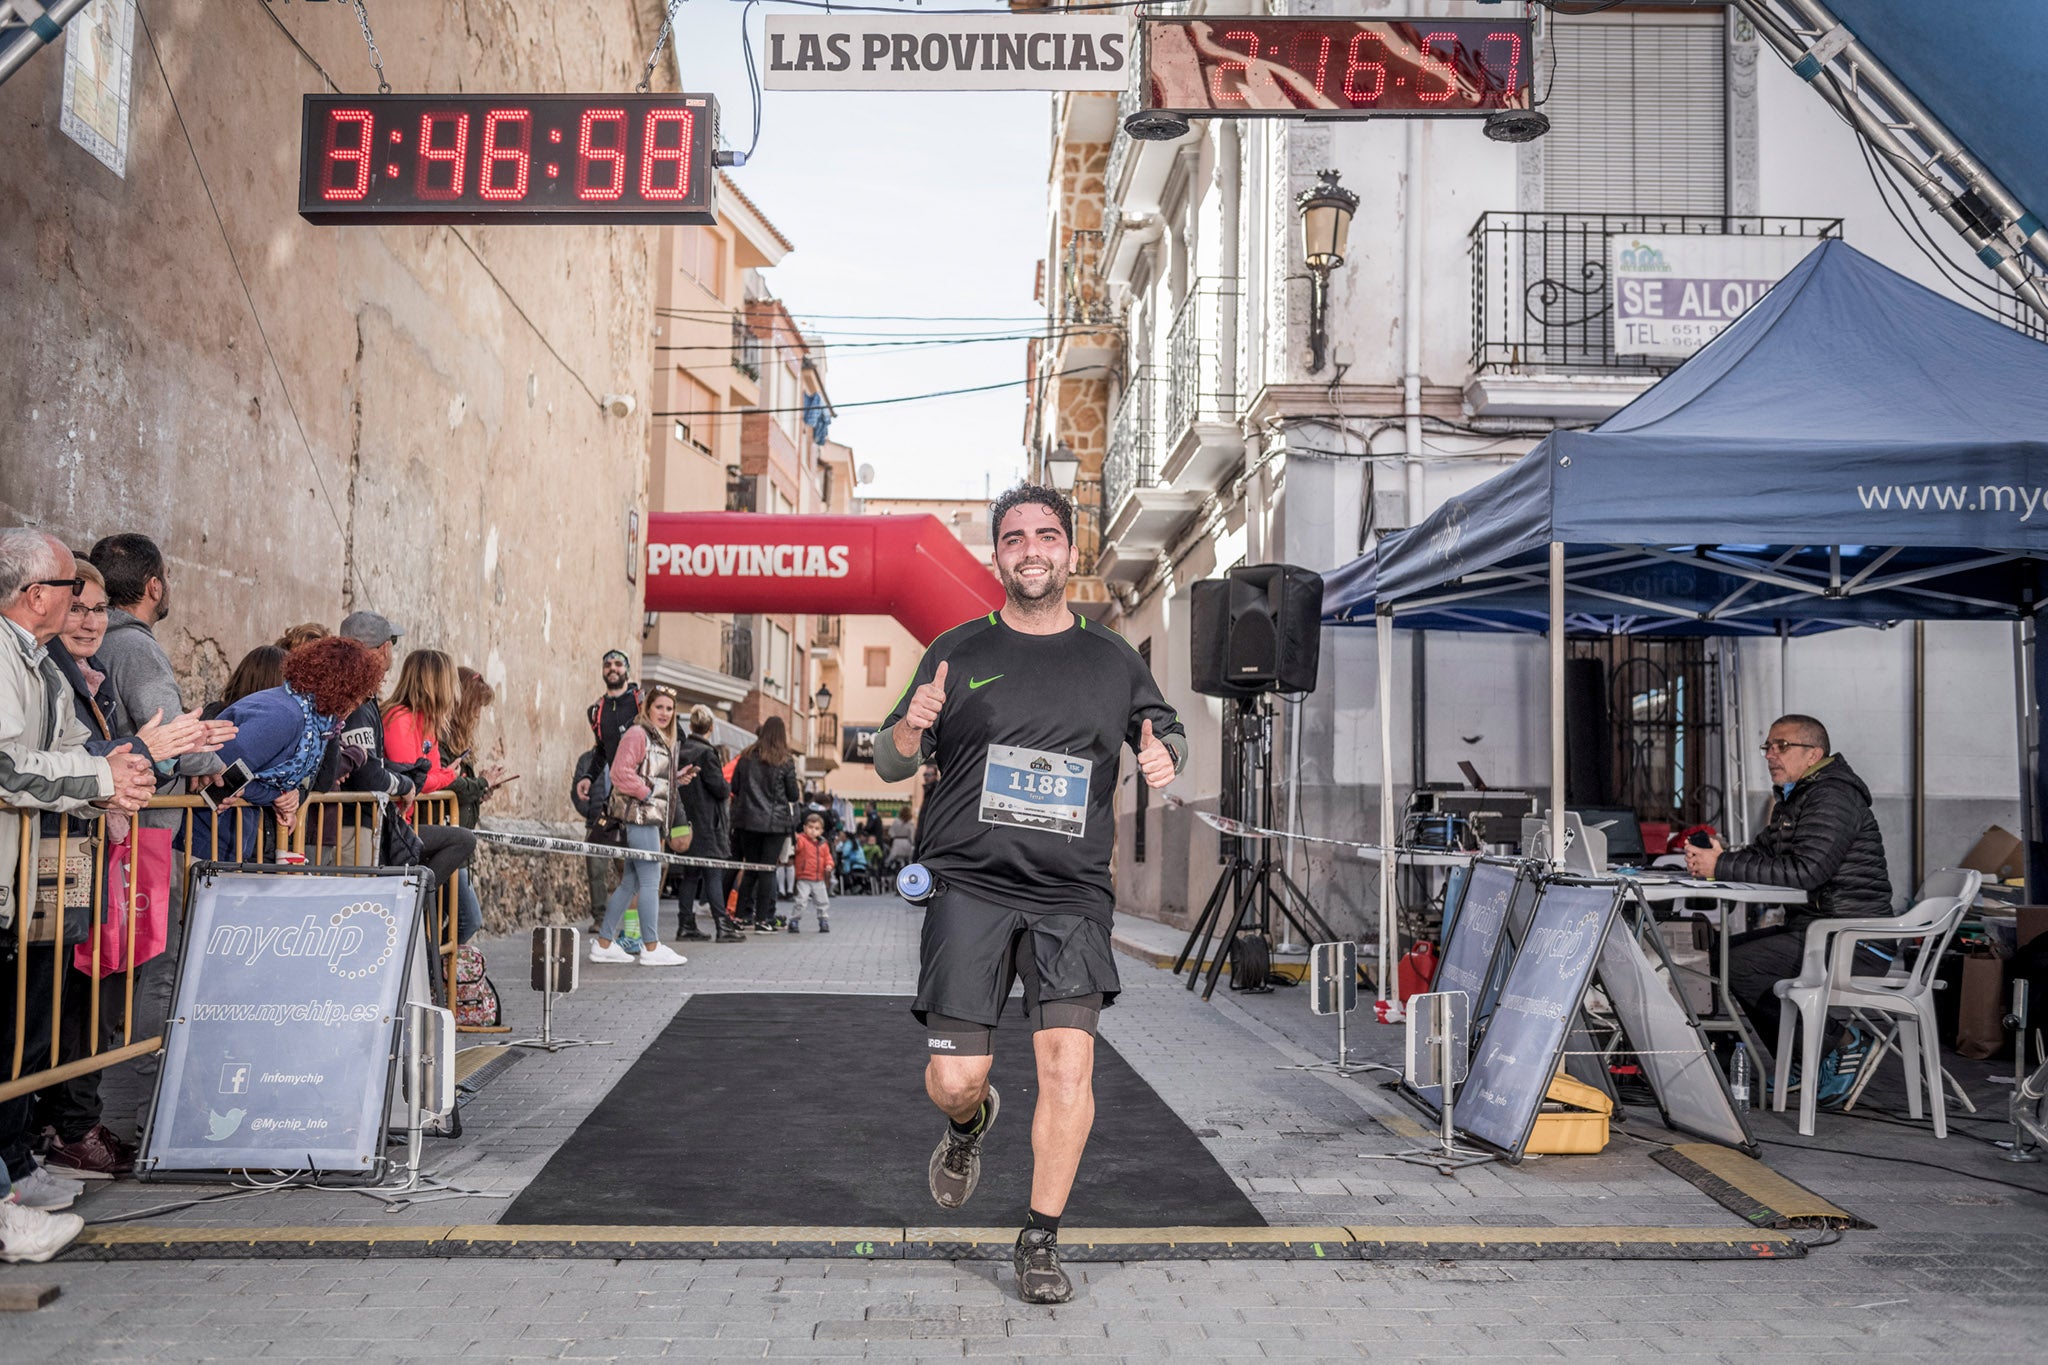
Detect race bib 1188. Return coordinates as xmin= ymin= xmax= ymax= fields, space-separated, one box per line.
xmin=979 ymin=743 xmax=1089 ymax=838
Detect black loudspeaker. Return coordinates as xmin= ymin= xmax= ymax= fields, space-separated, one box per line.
xmin=1563 ymin=656 xmax=1615 ymax=807
xmin=1191 ymin=564 xmax=1325 ymax=697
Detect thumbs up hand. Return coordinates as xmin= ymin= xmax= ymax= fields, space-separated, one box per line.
xmin=904 ymin=660 xmax=948 ymax=737
xmin=1136 ymin=717 xmax=1176 ymax=790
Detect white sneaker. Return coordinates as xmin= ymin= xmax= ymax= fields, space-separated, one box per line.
xmin=637 ymin=943 xmax=687 ymax=966
xmin=13 ymin=1166 xmax=81 ymax=1211
xmin=0 ymin=1199 xmax=83 ymax=1263
xmin=588 ymin=940 xmax=634 ymax=965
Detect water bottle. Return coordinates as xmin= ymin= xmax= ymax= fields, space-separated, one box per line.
xmin=1729 ymin=1042 xmax=1752 ymax=1112
xmin=896 ymin=862 xmax=936 ymax=904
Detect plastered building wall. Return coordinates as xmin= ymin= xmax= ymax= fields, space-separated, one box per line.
xmin=1 ymin=2 xmax=666 ymax=877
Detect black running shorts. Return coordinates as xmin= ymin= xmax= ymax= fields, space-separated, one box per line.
xmin=913 ymin=886 xmax=1120 ymax=1053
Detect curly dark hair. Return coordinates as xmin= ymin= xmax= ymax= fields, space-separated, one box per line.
xmin=282 ymin=635 xmax=385 ymax=720
xmin=988 ymin=482 xmax=1074 ymax=547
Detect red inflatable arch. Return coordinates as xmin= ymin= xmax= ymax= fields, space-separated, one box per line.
xmin=643 ymin=513 xmax=1004 ymax=644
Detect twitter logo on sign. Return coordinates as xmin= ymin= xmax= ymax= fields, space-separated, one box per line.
xmin=205 ymin=1108 xmax=247 ymax=1142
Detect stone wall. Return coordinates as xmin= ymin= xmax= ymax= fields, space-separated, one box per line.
xmin=1 ymin=3 xmax=671 ymax=926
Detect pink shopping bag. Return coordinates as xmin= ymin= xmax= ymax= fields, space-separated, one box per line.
xmin=74 ymin=827 xmax=174 ymax=978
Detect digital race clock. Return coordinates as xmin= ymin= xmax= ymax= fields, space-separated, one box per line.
xmin=1141 ymin=17 xmax=1532 ymax=117
xmin=298 ymin=94 xmax=718 ymax=226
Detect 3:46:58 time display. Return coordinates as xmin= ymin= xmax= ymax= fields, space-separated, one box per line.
xmin=298 ymin=93 xmax=717 ymax=226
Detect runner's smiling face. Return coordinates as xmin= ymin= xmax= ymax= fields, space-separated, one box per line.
xmin=993 ymin=503 xmax=1077 ymax=607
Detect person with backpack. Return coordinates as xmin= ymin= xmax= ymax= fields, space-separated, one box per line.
xmin=729 ymin=715 xmax=801 ymax=933
xmin=673 ymin=705 xmax=740 ymax=942
xmin=591 ymin=684 xmax=697 ymax=966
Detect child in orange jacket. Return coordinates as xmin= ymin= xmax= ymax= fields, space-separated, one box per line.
xmin=790 ymin=811 xmax=835 ymax=933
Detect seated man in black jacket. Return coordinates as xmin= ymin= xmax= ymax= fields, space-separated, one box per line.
xmin=1688 ymin=713 xmax=1893 ymax=1104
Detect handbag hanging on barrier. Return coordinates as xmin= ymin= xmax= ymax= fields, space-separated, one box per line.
xmin=74 ymin=826 xmax=175 ymax=977
xmin=31 ymin=834 xmax=98 ymax=946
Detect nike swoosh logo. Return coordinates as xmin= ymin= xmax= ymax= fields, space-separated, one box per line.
xmin=968 ymin=675 xmax=1003 ymax=690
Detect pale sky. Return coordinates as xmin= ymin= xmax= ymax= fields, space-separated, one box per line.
xmin=673 ymin=2 xmax=1053 ymax=501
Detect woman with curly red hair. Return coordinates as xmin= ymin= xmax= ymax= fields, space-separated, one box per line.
xmin=188 ymin=636 xmax=387 ymax=860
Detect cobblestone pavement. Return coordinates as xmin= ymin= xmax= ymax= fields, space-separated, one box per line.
xmin=6 ymin=894 xmax=2045 ymax=1362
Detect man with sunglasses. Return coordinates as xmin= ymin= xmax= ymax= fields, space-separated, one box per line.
xmin=0 ymin=529 xmax=155 ymax=1264
xmin=1687 ymin=714 xmax=1892 ymax=1105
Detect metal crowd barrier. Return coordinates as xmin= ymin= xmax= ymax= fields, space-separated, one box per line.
xmin=0 ymin=788 xmax=463 ymax=1105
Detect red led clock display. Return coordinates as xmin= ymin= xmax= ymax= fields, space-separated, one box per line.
xmin=298 ymin=94 xmax=718 ymax=225
xmin=1142 ymin=17 xmax=1532 ymax=116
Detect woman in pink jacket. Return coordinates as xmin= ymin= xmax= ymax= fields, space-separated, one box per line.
xmin=592 ymin=684 xmax=699 ymax=965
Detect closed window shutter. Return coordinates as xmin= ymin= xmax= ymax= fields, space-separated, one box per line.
xmin=1544 ymin=18 xmax=1725 ymax=215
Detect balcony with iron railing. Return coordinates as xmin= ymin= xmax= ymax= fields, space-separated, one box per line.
xmin=1103 ymin=366 xmax=1156 ymax=528
xmin=1467 ymin=212 xmax=1842 ymax=395
xmin=732 ymin=316 xmax=762 ymax=380
xmin=1160 ymin=278 xmax=1244 ymax=490
xmin=812 ymin=614 xmax=842 ymax=650
xmin=721 ymin=622 xmax=754 ymax=681
xmin=1099 ymin=364 xmax=1205 ymax=583
xmin=1062 ymin=229 xmax=1115 ymax=327
xmin=811 ymin=712 xmax=841 ymax=769
xmin=725 ymin=471 xmax=758 ymax=513
xmin=1105 ymin=67 xmax=1141 ymax=212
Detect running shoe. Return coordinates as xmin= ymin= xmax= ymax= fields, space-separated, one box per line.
xmin=1816 ymin=1023 xmax=1869 ymax=1109
xmin=787 ymin=920 xmax=802 ymax=933
xmin=927 ymin=1084 xmax=1000 ymax=1210
xmin=41 ymin=1124 xmax=133 ymax=1180
xmin=819 ymin=920 xmax=831 ymax=934
xmin=0 ymin=1200 xmax=84 ymax=1264
xmin=588 ymin=940 xmax=634 ymax=965
xmin=1814 ymin=1048 xmax=1853 ymax=1108
xmin=637 ymin=944 xmax=688 ymax=966
xmin=12 ymin=1167 xmax=82 ymax=1211
xmin=1013 ymin=1225 xmax=1074 ymax=1305
xmin=1833 ymin=1022 xmax=1868 ymax=1080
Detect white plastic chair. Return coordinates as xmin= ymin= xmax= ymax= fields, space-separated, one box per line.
xmin=1770 ymin=868 xmax=1981 ymax=1138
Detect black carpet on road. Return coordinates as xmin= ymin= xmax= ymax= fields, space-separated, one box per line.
xmin=503 ymin=992 xmax=1265 ymax=1228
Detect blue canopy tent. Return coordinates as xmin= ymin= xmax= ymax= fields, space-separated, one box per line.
xmin=1321 ymin=241 xmax=2048 ymax=986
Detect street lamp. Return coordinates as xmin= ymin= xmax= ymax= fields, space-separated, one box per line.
xmin=813 ymin=683 xmax=833 ymax=715
xmin=1295 ymin=168 xmax=1358 ymax=375
xmin=1046 ymin=442 xmax=1080 ymax=493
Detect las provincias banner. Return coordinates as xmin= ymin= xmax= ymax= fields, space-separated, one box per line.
xmin=643 ymin=513 xmax=1003 ymax=645
xmin=762 ymin=15 xmax=1128 ymax=92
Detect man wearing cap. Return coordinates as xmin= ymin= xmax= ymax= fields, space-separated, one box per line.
xmin=317 ymin=612 xmax=417 ymax=834
xmin=320 ymin=611 xmax=478 ymax=899
xmin=577 ymin=650 xmax=640 ymax=922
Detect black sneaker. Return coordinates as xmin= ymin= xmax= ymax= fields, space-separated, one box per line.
xmin=679 ymin=928 xmax=711 ymax=942
xmin=819 ymin=920 xmax=831 ymax=934
xmin=787 ymin=920 xmax=803 ymax=934
xmin=927 ymin=1085 xmax=1000 ymax=1209
xmin=1013 ymin=1226 xmax=1073 ymax=1304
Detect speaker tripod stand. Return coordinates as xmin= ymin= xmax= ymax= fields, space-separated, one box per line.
xmin=1175 ymin=695 xmax=1349 ymax=1000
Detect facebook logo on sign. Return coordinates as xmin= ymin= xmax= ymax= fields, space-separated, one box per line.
xmin=219 ymin=1063 xmax=251 ymax=1096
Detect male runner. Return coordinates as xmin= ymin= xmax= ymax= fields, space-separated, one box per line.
xmin=875 ymin=483 xmax=1185 ymax=1305
xmin=577 ymin=650 xmax=640 ymax=922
